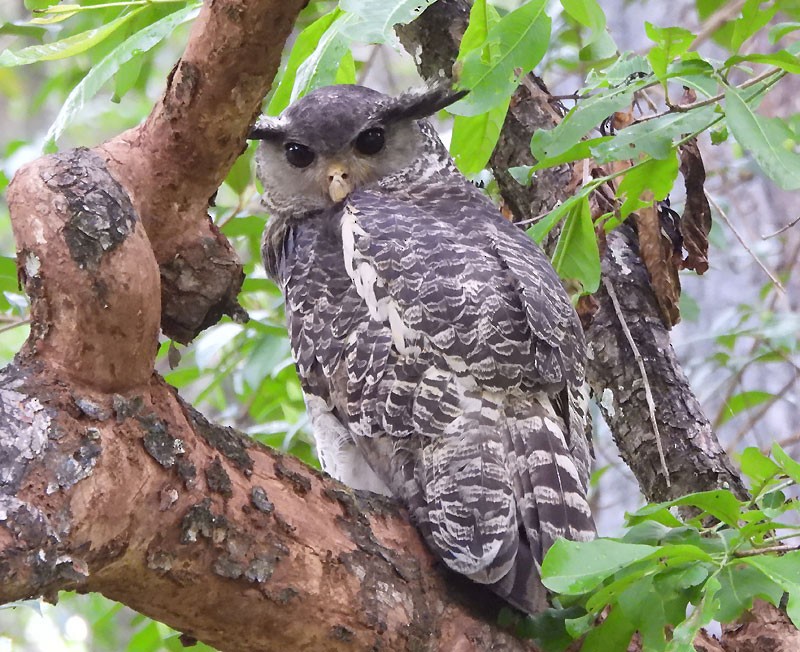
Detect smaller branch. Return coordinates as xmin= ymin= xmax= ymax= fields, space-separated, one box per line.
xmin=638 ymin=67 xmax=785 ymax=123
xmin=602 ymin=277 xmax=671 ymax=487
xmin=0 ymin=319 xmax=30 ymax=334
xmin=762 ymin=214 xmax=800 ymax=240
xmin=707 ymin=192 xmax=786 ymax=293
xmin=357 ymin=45 xmax=381 ymax=84
xmin=734 ymin=543 xmax=800 ymax=558
xmin=730 ymin=370 xmax=799 ymax=447
xmin=691 ymin=0 xmax=748 ymax=49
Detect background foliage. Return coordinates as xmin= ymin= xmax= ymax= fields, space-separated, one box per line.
xmin=1 ymin=0 xmax=799 ymax=649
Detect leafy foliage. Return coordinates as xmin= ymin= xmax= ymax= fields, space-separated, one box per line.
xmin=537 ymin=445 xmax=800 ymax=651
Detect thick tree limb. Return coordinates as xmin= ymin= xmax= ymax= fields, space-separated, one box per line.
xmin=98 ymin=0 xmax=308 ymax=343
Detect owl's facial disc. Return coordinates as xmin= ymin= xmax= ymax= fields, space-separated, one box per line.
xmin=250 ymin=84 xmax=468 ymax=213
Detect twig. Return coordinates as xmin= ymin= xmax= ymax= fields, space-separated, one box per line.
xmin=0 ymin=319 xmax=30 ymax=335
xmin=762 ymin=214 xmax=800 ymax=240
xmin=691 ymin=0 xmax=748 ymax=49
xmin=734 ymin=542 xmax=800 ymax=558
xmin=707 ymin=192 xmax=786 ymax=294
xmin=357 ymin=45 xmax=381 ymax=85
xmin=602 ymin=277 xmax=671 ymax=487
xmin=638 ymin=67 xmax=785 ymax=123
xmin=730 ymin=371 xmax=799 ymax=447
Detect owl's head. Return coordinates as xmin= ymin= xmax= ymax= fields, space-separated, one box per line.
xmin=250 ymin=84 xmax=466 ymax=214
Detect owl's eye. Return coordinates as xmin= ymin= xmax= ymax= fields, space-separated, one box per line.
xmin=284 ymin=142 xmax=315 ymax=168
xmin=355 ymin=128 xmax=385 ymax=156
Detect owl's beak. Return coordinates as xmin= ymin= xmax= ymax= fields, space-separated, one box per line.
xmin=327 ymin=163 xmax=353 ymax=202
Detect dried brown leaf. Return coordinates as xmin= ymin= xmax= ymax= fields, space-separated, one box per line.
xmin=679 ymin=139 xmax=711 ymax=274
xmin=635 ymin=200 xmax=682 ymax=328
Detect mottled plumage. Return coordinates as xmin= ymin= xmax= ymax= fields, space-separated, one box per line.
xmin=251 ymin=84 xmax=595 ymax=614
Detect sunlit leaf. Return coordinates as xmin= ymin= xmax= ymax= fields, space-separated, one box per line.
xmin=45 ymin=4 xmax=201 ymax=145
xmin=725 ymin=85 xmax=800 ymax=190
xmin=0 ymin=8 xmax=146 ymax=67
xmin=452 ymin=0 xmax=551 ymax=116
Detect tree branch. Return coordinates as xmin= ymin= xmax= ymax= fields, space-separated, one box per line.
xmin=97 ymin=0 xmax=309 ymax=343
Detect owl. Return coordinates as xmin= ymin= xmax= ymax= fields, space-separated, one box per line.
xmin=250 ymin=84 xmax=595 ymax=614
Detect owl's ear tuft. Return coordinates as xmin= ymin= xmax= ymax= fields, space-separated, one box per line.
xmin=379 ymin=83 xmax=468 ymax=122
xmin=248 ymin=115 xmax=286 ymax=141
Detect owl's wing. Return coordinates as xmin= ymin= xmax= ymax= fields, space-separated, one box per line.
xmin=336 ymin=188 xmax=594 ymax=612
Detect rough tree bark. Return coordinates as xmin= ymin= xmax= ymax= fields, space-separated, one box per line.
xmin=0 ymin=0 xmax=794 ymax=650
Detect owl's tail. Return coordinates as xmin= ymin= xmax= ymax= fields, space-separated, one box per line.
xmin=485 ymin=391 xmax=595 ymax=614
xmin=409 ymin=384 xmax=594 ymax=615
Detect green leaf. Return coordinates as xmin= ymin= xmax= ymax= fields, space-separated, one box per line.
xmin=618 ymin=576 xmax=670 ymax=651
xmin=580 ymin=606 xmax=636 ymax=652
xmin=541 ymin=539 xmax=658 ymax=594
xmin=530 ymin=136 xmax=612 ymax=169
xmin=24 ymin=0 xmax=59 ymax=11
xmin=457 ymin=0 xmax=500 ymax=57
xmin=530 ymin=83 xmax=642 ymax=163
xmin=729 ymin=0 xmax=777 ymax=52
xmin=526 ymin=194 xmax=584 ymax=243
xmin=335 ymin=48 xmax=356 ymax=84
xmin=452 ymin=0 xmax=551 ymax=116
xmin=290 ymin=13 xmax=354 ymax=104
xmin=718 ymin=390 xmax=775 ymax=425
xmin=0 ymin=8 xmax=146 ymax=67
xmin=111 ymin=51 xmax=145 ymax=103
xmin=669 ymin=490 xmax=744 ymax=528
xmin=769 ymin=22 xmax=800 ymax=44
xmin=716 ymin=562 xmax=784 ymax=622
xmin=645 ymin=23 xmax=695 ymax=80
xmin=0 ymin=22 xmax=47 ymax=41
xmin=726 ymin=50 xmax=800 ymax=74
xmin=725 ymin=85 xmax=800 ymax=190
xmin=45 ymin=4 xmax=201 ymax=145
xmin=625 ymin=504 xmax=683 ymax=528
xmin=560 ymin=0 xmax=606 ymax=34
xmin=551 ymin=195 xmax=600 ymax=294
xmin=450 ymin=97 xmax=509 ymax=175
xmin=742 ymin=552 xmax=800 ymax=627
xmin=739 ymin=447 xmax=781 ymax=485
xmin=615 ymin=152 xmax=679 ymax=219
xmin=771 ymin=443 xmax=800 ymax=484
xmin=516 ymin=606 xmax=584 ymax=651
xmin=592 ymin=105 xmax=717 ymax=162
xmin=267 ymin=10 xmax=341 ymax=115
xmin=667 ymin=576 xmax=720 ymax=652
xmin=339 ymin=0 xmax=436 ymax=44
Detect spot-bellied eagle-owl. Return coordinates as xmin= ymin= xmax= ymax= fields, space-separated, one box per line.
xmin=250 ymin=84 xmax=595 ymax=614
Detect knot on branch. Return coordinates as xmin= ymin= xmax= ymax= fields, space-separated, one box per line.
xmin=8 ymin=148 xmax=161 ymax=392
